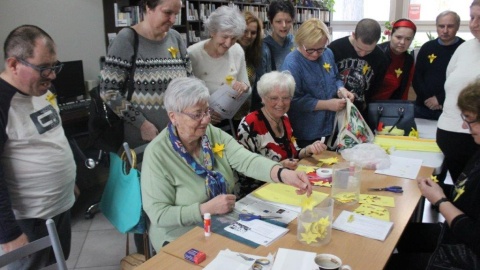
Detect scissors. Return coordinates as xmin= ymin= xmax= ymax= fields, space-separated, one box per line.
xmin=238 ymin=214 xmax=282 ymax=221
xmin=368 ymin=186 xmax=404 ymax=193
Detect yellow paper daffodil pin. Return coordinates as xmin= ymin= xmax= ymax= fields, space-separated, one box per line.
xmin=291 ymin=136 xmax=297 ymax=144
xmin=301 ymin=196 xmax=316 ymax=212
xmin=168 ymin=46 xmax=179 ymax=58
xmin=428 ymin=54 xmax=437 ymax=64
xmin=408 ymin=127 xmax=419 ymax=138
xmin=395 ymin=68 xmax=403 ymax=78
xmin=454 ymin=186 xmax=465 ymax=202
xmin=430 ymin=175 xmax=439 ymax=183
xmin=362 ymin=64 xmax=371 ymax=75
xmin=318 ymin=157 xmax=338 ymax=165
xmin=46 ymin=93 xmax=57 ymax=107
xmin=323 ymin=63 xmax=331 ymax=72
xmin=225 ymin=75 xmax=234 ymax=86
xmin=212 ymin=143 xmax=225 ymax=158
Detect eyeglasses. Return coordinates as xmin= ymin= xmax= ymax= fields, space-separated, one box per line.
xmin=265 ymin=96 xmax=292 ymax=103
xmin=460 ymin=113 xmax=479 ymax=130
xmin=16 ymin=58 xmax=63 ymax=78
xmin=181 ymin=108 xmax=212 ymax=121
xmin=302 ymin=44 xmax=326 ymax=55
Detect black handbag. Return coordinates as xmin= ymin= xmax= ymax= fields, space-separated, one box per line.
xmin=87 ymin=28 xmax=139 ymax=153
xmin=367 ymin=100 xmax=416 ymax=136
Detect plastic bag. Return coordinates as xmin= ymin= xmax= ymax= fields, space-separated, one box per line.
xmin=340 ymin=143 xmax=390 ymax=170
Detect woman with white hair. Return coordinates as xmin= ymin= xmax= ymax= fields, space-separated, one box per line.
xmin=236 ymin=71 xmax=327 ymax=197
xmin=141 ymin=77 xmax=312 ymax=251
xmin=188 ymin=6 xmax=250 ymax=125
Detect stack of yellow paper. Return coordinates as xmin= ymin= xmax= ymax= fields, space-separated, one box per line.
xmin=374 ymin=135 xmax=441 ymax=152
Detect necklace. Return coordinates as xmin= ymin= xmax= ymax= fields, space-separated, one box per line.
xmin=262 ymin=108 xmax=282 ymax=135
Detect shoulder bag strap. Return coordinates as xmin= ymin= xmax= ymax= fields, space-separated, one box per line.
xmin=265 ymin=42 xmax=276 ymax=71
xmin=124 ymin=27 xmax=139 ymax=101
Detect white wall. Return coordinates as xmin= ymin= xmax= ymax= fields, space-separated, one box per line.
xmin=0 ymin=0 xmax=106 ymax=81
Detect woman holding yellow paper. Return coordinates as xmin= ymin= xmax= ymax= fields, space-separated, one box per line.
xmin=386 ymin=79 xmax=480 ymax=269
xmin=141 ymin=77 xmax=312 ymax=251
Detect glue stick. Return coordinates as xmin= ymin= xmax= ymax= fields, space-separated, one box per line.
xmin=204 ymin=213 xmax=211 ymax=237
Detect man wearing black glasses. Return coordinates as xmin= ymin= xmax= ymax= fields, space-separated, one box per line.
xmin=0 ymin=25 xmax=74 ymax=269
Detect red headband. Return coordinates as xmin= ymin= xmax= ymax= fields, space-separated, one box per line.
xmin=393 ymin=20 xmax=417 ymax=32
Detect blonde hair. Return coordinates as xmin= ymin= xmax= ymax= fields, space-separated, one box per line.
xmin=294 ymin=18 xmax=330 ymax=47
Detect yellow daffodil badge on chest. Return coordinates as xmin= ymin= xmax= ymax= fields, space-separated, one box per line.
xmin=46 ymin=92 xmax=57 ymax=107
xmin=225 ymin=75 xmax=234 ymax=86
xmin=362 ymin=64 xmax=371 ymax=75
xmin=428 ymin=54 xmax=437 ymax=64
xmin=323 ymin=63 xmax=331 ymax=73
xmin=212 ymin=143 xmax=225 ymax=158
xmin=168 ymin=46 xmax=179 ymax=58
xmin=395 ymin=68 xmax=403 ymax=78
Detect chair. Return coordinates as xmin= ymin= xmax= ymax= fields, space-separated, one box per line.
xmin=0 ymin=219 xmax=67 ymax=270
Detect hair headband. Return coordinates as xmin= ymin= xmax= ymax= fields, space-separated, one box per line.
xmin=393 ymin=20 xmax=417 ymax=32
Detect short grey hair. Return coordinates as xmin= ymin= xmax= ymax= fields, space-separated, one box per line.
xmin=204 ymin=6 xmax=246 ymax=38
xmin=436 ymin=10 xmax=461 ymax=27
xmin=164 ymin=77 xmax=210 ymax=112
xmin=4 ymin=25 xmax=55 ymax=60
xmin=257 ymin=71 xmax=296 ymax=98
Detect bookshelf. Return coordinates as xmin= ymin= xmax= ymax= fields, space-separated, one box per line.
xmin=102 ymin=0 xmax=332 ymax=49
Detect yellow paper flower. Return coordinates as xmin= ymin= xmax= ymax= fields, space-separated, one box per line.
xmin=301 ymin=196 xmax=316 ymax=212
xmin=291 ymin=136 xmax=297 ymax=144
xmin=323 ymin=62 xmax=331 ymax=72
xmin=168 ymin=46 xmax=179 ymax=58
xmin=408 ymin=127 xmax=419 ymax=138
xmin=430 ymin=175 xmax=439 ymax=183
xmin=212 ymin=143 xmax=225 ymax=158
xmin=428 ymin=54 xmax=437 ymax=64
xmin=300 ymin=231 xmax=319 ymax=244
xmin=225 ymin=75 xmax=234 ymax=86
xmin=362 ymin=64 xmax=371 ymax=75
xmin=395 ymin=68 xmax=403 ymax=78
xmin=454 ymin=186 xmax=465 ymax=202
xmin=318 ymin=157 xmax=338 ymax=165
xmin=46 ymin=93 xmax=57 ymax=107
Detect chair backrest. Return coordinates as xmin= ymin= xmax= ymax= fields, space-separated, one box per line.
xmin=0 ymin=219 xmax=68 ymax=270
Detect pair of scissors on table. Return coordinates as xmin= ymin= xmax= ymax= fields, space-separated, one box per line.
xmin=368 ymin=186 xmax=404 ymax=193
xmin=238 ymin=214 xmax=282 ymax=221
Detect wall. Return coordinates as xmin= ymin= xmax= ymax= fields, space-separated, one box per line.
xmin=0 ymin=0 xmax=106 ymax=81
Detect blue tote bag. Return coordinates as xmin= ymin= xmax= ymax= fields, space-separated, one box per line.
xmin=100 ymin=152 xmax=144 ymax=234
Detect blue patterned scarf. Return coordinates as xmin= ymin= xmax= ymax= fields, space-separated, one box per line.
xmin=168 ymin=123 xmax=227 ymax=199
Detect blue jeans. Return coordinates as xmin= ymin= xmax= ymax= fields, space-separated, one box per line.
xmin=7 ymin=210 xmax=71 ymax=270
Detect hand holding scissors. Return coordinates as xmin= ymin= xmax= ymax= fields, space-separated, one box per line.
xmin=238 ymin=214 xmax=281 ymax=221
xmin=368 ymin=186 xmax=404 ymax=193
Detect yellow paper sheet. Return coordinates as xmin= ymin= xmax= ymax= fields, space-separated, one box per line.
xmin=295 ymin=165 xmax=318 ymax=174
xmin=374 ymin=135 xmax=441 ymax=152
xmin=354 ymin=204 xmax=390 ymax=221
xmin=360 ymin=194 xmax=395 ymax=207
xmin=252 ymin=183 xmax=329 ymax=207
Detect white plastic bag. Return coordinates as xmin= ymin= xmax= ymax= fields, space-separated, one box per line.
xmin=340 ymin=143 xmax=390 ymax=170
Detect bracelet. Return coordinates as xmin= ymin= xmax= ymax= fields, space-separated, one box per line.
xmin=277 ymin=167 xmax=285 ymax=183
xmin=303 ymin=147 xmax=312 ymax=157
xmin=433 ymin=197 xmax=449 ymax=211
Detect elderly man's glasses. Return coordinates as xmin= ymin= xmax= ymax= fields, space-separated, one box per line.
xmin=181 ymin=108 xmax=213 ymax=121
xmin=16 ymin=58 xmax=63 ymax=78
xmin=266 ymin=96 xmax=292 ymax=103
xmin=302 ymin=44 xmax=326 ymax=55
xmin=460 ymin=113 xmax=479 ymax=130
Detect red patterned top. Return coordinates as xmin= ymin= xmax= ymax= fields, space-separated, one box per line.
xmin=237 ymin=110 xmax=299 ymax=161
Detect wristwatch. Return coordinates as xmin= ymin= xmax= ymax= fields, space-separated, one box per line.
xmin=433 ymin=197 xmax=449 ymax=211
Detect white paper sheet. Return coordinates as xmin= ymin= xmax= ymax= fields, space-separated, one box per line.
xmin=271 ymin=248 xmax=317 ymax=270
xmin=224 ymin=219 xmax=289 ymax=246
xmin=332 ymin=210 xmax=394 ymax=241
xmin=204 ymin=249 xmax=275 ymax=270
xmin=209 ymin=84 xmax=249 ymax=119
xmin=374 ymin=155 xmax=423 ymax=179
xmin=234 ymin=194 xmax=300 ymax=224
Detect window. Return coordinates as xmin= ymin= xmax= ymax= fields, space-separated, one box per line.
xmin=330 ymin=0 xmax=474 ymax=47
